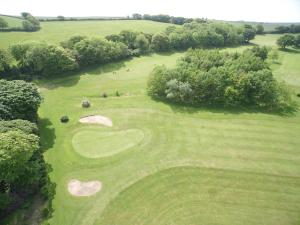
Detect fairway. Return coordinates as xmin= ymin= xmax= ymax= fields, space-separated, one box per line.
xmin=0 ymin=20 xmax=177 ymax=49
xmin=33 ymin=34 xmax=300 ymax=225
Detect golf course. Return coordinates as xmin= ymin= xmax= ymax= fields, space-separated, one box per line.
xmin=0 ymin=10 xmax=300 ymax=225
xmin=36 ymin=33 xmax=300 ymax=224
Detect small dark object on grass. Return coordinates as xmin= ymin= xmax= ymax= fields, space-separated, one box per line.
xmin=297 ymin=93 xmax=300 ymax=97
xmin=82 ymin=100 xmax=90 ymax=108
xmin=116 ymin=91 xmax=120 ymax=97
xmin=60 ymin=116 xmax=69 ymax=123
xmin=102 ymin=92 xmax=108 ymax=98
xmin=126 ymin=69 xmax=130 ymax=72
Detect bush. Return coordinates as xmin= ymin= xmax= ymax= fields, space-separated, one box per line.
xmin=60 ymin=116 xmax=69 ymax=123
xmin=297 ymin=93 xmax=300 ymax=97
xmin=82 ymin=100 xmax=90 ymax=108
xmin=116 ymin=91 xmax=120 ymax=97
xmin=102 ymin=92 xmax=108 ymax=98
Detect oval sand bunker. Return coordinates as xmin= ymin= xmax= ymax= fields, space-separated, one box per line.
xmin=79 ymin=115 xmax=112 ymax=127
xmin=68 ymin=179 xmax=102 ymax=197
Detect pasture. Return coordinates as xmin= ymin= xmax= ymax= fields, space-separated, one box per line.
xmin=18 ymin=34 xmax=299 ymax=225
xmin=0 ymin=19 xmax=177 ymax=49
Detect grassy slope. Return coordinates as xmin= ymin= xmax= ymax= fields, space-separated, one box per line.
xmin=29 ymin=34 xmax=300 ymax=225
xmin=0 ymin=20 xmax=176 ymax=49
xmin=0 ymin=15 xmax=23 ymax=27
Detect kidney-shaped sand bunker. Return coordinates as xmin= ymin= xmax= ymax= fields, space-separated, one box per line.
xmin=72 ymin=128 xmax=145 ymax=158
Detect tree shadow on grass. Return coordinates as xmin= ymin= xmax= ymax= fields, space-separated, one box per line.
xmin=152 ymin=97 xmax=298 ymax=118
xmin=38 ymin=118 xmax=56 ymax=152
xmin=279 ymin=48 xmax=300 ymax=54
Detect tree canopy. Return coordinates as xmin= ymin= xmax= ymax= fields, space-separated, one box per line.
xmin=147 ymin=47 xmax=292 ymax=111
xmin=0 ymin=80 xmax=42 ymax=121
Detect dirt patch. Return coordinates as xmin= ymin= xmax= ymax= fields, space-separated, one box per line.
xmin=68 ymin=179 xmax=102 ymax=197
xmin=79 ymin=115 xmax=113 ymax=127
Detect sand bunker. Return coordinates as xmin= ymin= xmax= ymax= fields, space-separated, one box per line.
xmin=79 ymin=115 xmax=113 ymax=127
xmin=68 ymin=179 xmax=102 ymax=197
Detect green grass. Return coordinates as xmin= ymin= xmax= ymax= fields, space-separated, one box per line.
xmin=0 ymin=15 xmax=23 ymax=28
xmin=32 ymin=34 xmax=300 ymax=225
xmin=0 ymin=20 xmax=177 ymax=49
xmin=72 ymin=128 xmax=145 ymax=158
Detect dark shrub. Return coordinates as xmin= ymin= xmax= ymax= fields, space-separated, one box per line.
xmin=102 ymin=92 xmax=108 ymax=98
xmin=82 ymin=100 xmax=90 ymax=108
xmin=116 ymin=91 xmax=120 ymax=97
xmin=297 ymin=93 xmax=300 ymax=97
xmin=60 ymin=116 xmax=69 ymax=123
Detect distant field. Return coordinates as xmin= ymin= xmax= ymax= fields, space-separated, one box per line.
xmin=228 ymin=21 xmax=300 ymax=32
xmin=0 ymin=20 xmax=177 ymax=49
xmin=0 ymin=15 xmax=23 ymax=27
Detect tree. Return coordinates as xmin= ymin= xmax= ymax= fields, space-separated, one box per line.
xmin=74 ymin=38 xmax=128 ymax=66
xmin=57 ymin=15 xmax=65 ymax=21
xmin=151 ymin=32 xmax=170 ymax=51
xmin=0 ymin=17 xmax=8 ymax=29
xmin=11 ymin=42 xmax=78 ymax=76
xmin=0 ymin=80 xmax=42 ymax=121
xmin=294 ymin=34 xmax=300 ymax=47
xmin=242 ymin=25 xmax=256 ymax=43
xmin=134 ymin=34 xmax=149 ymax=53
xmin=256 ymin=24 xmax=264 ymax=34
xmin=21 ymin=12 xmax=40 ymax=31
xmin=0 ymin=49 xmax=12 ymax=74
xmin=165 ymin=79 xmax=193 ymax=102
xmin=0 ymin=131 xmax=39 ymax=183
xmin=60 ymin=35 xmax=87 ymax=49
xmin=0 ymin=119 xmax=38 ymax=135
xmin=249 ymin=46 xmax=268 ymax=61
xmin=132 ymin=14 xmax=142 ymax=20
xmin=277 ymin=34 xmax=296 ymax=49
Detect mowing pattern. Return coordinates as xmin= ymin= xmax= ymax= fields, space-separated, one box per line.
xmin=37 ymin=40 xmax=300 ymax=225
xmin=97 ymin=167 xmax=300 ymax=225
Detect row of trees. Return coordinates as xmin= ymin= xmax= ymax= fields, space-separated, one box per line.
xmin=277 ymin=34 xmax=300 ymax=49
xmin=132 ymin=14 xmax=194 ymax=25
xmin=0 ymin=80 xmax=55 ymax=219
xmin=0 ymin=21 xmax=255 ymax=80
xmin=147 ymin=47 xmax=293 ymax=111
xmin=272 ymin=24 xmax=300 ymax=34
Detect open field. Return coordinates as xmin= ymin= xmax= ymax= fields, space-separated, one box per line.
xmin=5 ymin=34 xmax=295 ymax=225
xmin=0 ymin=15 xmax=23 ymax=27
xmin=0 ymin=20 xmax=177 ymax=49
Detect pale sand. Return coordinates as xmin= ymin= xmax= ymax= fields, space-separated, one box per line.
xmin=68 ymin=179 xmax=102 ymax=197
xmin=79 ymin=115 xmax=113 ymax=127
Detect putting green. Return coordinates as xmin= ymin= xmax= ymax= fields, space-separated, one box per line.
xmin=72 ymin=128 xmax=145 ymax=158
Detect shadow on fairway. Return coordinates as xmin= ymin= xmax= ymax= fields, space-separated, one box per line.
xmin=152 ymin=97 xmax=298 ymax=117
xmin=280 ymin=48 xmax=300 ymax=54
xmin=38 ymin=118 xmax=56 ymax=152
